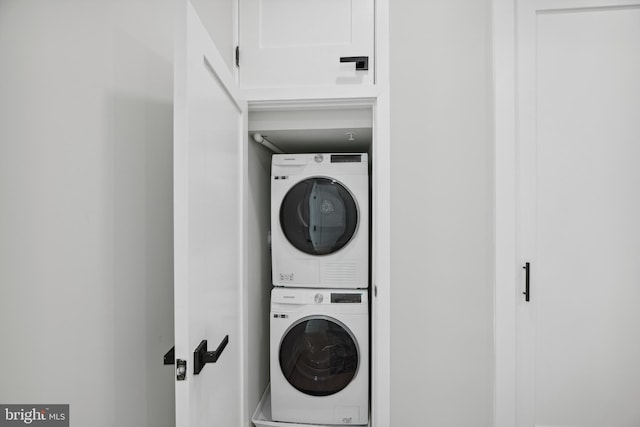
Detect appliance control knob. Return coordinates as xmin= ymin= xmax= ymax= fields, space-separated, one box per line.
xmin=314 ymin=154 xmax=324 ymax=163
xmin=314 ymin=293 xmax=324 ymax=304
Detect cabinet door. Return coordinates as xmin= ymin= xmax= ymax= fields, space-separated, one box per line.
xmin=239 ymin=0 xmax=374 ymax=88
xmin=515 ymin=1 xmax=640 ymax=426
xmin=174 ymin=2 xmax=246 ymax=426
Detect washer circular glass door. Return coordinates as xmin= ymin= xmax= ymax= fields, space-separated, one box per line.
xmin=279 ymin=317 xmax=359 ymax=396
xmin=280 ymin=177 xmax=358 ymax=255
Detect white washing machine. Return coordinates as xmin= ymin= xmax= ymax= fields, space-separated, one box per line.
xmin=270 ymin=287 xmax=369 ymax=426
xmin=271 ymin=153 xmax=369 ymax=289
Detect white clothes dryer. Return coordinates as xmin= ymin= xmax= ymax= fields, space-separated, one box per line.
xmin=271 ymin=153 xmax=369 ymax=289
xmin=270 ymin=287 xmax=369 ymax=426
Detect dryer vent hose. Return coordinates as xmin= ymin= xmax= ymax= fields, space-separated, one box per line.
xmin=253 ymin=133 xmax=285 ymax=154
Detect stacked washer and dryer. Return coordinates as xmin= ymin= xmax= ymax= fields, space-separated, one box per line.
xmin=270 ymin=153 xmax=370 ymax=426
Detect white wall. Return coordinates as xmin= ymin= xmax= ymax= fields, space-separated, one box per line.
xmin=244 ymin=142 xmax=273 ymax=423
xmin=0 ymin=0 xmax=496 ymax=426
xmin=389 ymin=1 xmax=495 ymax=426
xmin=0 ymin=1 xmax=175 ymax=426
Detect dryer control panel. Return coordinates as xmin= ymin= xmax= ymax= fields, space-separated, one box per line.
xmin=271 ymin=288 xmax=367 ymax=306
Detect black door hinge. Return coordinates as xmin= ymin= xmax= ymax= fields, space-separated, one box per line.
xmin=235 ymin=46 xmax=240 ymax=67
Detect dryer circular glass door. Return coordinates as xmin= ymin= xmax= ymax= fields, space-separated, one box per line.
xmin=280 ymin=178 xmax=358 ymax=255
xmin=279 ymin=317 xmax=359 ymax=396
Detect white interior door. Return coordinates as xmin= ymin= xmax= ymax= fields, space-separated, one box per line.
xmin=515 ymin=1 xmax=640 ymax=426
xmin=238 ymin=0 xmax=374 ymax=88
xmin=174 ymin=2 xmax=246 ymax=426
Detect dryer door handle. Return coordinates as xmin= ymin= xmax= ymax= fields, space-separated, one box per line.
xmin=193 ymin=335 xmax=229 ymax=375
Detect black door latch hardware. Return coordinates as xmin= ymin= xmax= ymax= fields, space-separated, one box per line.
xmin=340 ymin=56 xmax=369 ymax=70
xmin=163 ymin=346 xmax=175 ymax=365
xmin=176 ymin=359 xmax=187 ymax=381
xmin=194 ymin=335 xmax=229 ymax=375
xmin=523 ymin=262 xmax=531 ymax=302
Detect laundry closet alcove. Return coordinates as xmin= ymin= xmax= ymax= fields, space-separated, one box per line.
xmin=172 ymin=1 xmax=391 ymax=426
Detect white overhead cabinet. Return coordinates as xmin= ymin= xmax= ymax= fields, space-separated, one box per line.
xmin=239 ymin=0 xmax=375 ymax=87
xmin=173 ymin=1 xmax=389 ymax=426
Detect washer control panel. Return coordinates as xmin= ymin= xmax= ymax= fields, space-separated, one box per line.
xmin=272 ymin=288 xmax=366 ymax=305
xmin=331 ymin=293 xmax=362 ymax=304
